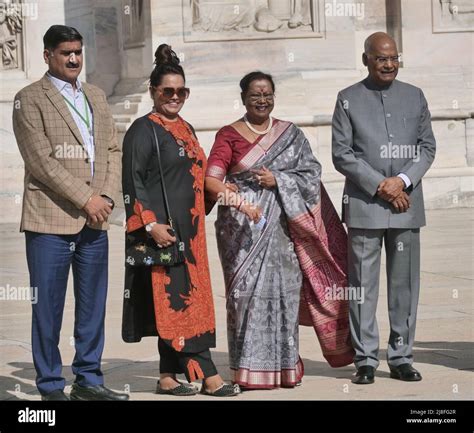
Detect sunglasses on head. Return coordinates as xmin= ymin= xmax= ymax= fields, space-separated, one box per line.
xmin=153 ymin=86 xmax=190 ymax=99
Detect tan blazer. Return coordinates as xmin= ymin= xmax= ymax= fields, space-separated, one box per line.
xmin=12 ymin=74 xmax=121 ymax=235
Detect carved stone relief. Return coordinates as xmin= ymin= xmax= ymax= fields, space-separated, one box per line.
xmin=183 ymin=0 xmax=324 ymax=42
xmin=432 ymin=0 xmax=474 ymax=33
xmin=0 ymin=0 xmax=23 ymax=70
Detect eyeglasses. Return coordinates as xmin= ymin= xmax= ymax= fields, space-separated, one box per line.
xmin=153 ymin=86 xmax=190 ymax=99
xmin=370 ymin=55 xmax=401 ymax=65
xmin=247 ymin=93 xmax=275 ymax=104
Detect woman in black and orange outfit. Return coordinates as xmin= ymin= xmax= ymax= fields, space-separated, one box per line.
xmin=121 ymin=44 xmax=238 ymax=397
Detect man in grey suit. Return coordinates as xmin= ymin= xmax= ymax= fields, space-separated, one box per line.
xmin=332 ymin=32 xmax=436 ymax=384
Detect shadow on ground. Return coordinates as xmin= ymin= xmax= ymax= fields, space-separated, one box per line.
xmin=2 ymin=340 xmax=471 ymax=399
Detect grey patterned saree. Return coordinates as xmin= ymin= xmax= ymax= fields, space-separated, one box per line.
xmin=206 ymin=119 xmax=354 ymax=388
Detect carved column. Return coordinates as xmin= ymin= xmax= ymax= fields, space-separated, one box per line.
xmin=0 ymin=0 xmax=23 ymax=71
xmin=123 ymin=0 xmax=145 ymax=49
xmin=385 ymin=0 xmax=403 ymax=66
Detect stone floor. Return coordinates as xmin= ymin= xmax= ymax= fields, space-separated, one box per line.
xmin=0 ymin=208 xmax=472 ymax=401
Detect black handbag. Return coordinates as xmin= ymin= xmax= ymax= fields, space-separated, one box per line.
xmin=125 ymin=121 xmax=185 ymax=267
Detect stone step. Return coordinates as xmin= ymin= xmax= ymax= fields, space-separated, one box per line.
xmin=112 ymin=115 xmax=133 ymax=123
xmin=108 ymin=94 xmax=143 ymax=104
xmin=111 ymin=78 xmax=149 ymax=96
xmin=106 ymin=67 xmax=474 ymax=139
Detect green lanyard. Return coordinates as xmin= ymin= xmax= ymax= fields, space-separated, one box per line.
xmin=62 ymin=92 xmax=92 ymax=135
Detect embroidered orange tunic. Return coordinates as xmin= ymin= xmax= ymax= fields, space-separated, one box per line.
xmin=122 ymin=113 xmax=216 ymax=356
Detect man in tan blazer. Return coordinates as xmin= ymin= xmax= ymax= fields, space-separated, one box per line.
xmin=12 ymin=25 xmax=127 ymax=401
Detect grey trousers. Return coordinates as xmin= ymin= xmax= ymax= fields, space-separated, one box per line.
xmin=347 ymin=228 xmax=421 ymax=369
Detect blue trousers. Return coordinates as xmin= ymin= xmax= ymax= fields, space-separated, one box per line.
xmin=25 ymin=226 xmax=108 ymax=395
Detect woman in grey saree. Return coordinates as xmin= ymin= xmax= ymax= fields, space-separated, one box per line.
xmin=205 ymin=72 xmax=354 ymax=389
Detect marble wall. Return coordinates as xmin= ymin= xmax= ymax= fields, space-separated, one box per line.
xmin=0 ymin=0 xmax=472 ymax=225
xmin=151 ymin=0 xmax=357 ymax=80
xmin=401 ymin=0 xmax=473 ymax=69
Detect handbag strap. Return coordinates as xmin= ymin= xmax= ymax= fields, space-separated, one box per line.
xmin=148 ymin=119 xmax=174 ymax=229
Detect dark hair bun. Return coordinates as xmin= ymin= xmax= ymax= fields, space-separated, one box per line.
xmin=150 ymin=44 xmax=185 ymax=87
xmin=154 ymin=44 xmax=180 ymax=67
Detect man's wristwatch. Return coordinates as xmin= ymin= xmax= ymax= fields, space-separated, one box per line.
xmin=145 ymin=222 xmax=157 ymax=232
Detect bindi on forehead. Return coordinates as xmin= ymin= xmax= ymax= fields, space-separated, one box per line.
xmin=250 ymin=82 xmax=272 ymax=92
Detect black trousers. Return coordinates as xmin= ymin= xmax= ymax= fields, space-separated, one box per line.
xmin=158 ymin=338 xmax=218 ymax=382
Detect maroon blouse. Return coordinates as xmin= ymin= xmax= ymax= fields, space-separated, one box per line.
xmin=206 ymin=120 xmax=281 ymax=181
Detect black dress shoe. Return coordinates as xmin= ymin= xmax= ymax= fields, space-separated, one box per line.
xmin=41 ymin=390 xmax=70 ymax=401
xmin=70 ymin=383 xmax=129 ymax=401
xmin=352 ymin=365 xmax=375 ymax=384
xmin=389 ymin=364 xmax=422 ymax=381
